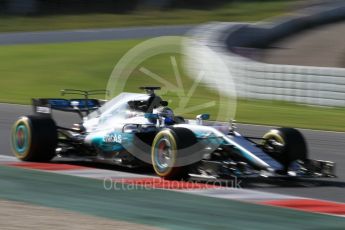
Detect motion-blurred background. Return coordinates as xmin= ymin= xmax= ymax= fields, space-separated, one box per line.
xmin=0 ymin=0 xmax=297 ymax=31
xmin=0 ymin=0 xmax=344 ymax=131
xmin=1 ymin=2 xmax=345 ymax=229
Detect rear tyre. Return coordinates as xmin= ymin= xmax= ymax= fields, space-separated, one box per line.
xmin=11 ymin=115 xmax=57 ymax=162
xmin=262 ymin=128 xmax=307 ymax=172
xmin=151 ymin=127 xmax=198 ymax=180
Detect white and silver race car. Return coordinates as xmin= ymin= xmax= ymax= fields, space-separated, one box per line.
xmin=11 ymin=87 xmax=335 ymax=180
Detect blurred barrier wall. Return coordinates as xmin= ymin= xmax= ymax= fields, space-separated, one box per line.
xmin=186 ymin=3 xmax=345 ymax=107
xmin=0 ymin=0 xmax=226 ymax=15
xmin=1 ymin=0 xmax=140 ymax=15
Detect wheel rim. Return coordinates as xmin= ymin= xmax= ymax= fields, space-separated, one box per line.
xmin=263 ymin=132 xmax=285 ymax=155
xmin=154 ymin=137 xmax=173 ymax=172
xmin=13 ymin=123 xmax=29 ymax=154
xmin=265 ymin=137 xmax=283 ymax=153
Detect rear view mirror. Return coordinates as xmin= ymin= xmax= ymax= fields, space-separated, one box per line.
xmin=196 ymin=114 xmax=210 ymax=125
xmin=196 ymin=114 xmax=210 ymax=120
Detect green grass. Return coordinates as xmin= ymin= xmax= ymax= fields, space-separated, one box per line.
xmin=238 ymin=100 xmax=345 ymax=131
xmin=0 ymin=39 xmax=344 ymax=131
xmin=0 ymin=1 xmax=295 ymax=32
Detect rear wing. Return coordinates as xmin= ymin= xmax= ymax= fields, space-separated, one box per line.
xmin=32 ymin=89 xmax=108 ymax=118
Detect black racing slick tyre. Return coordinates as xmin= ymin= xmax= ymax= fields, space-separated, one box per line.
xmin=151 ymin=127 xmax=200 ymax=180
xmin=262 ymin=128 xmax=308 ymax=171
xmin=11 ymin=115 xmax=57 ymax=162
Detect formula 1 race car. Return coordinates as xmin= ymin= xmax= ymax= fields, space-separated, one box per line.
xmin=11 ymin=87 xmax=335 ymax=180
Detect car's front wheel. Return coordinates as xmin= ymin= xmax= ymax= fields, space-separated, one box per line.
xmin=262 ymin=127 xmax=308 ymax=172
xmin=151 ymin=127 xmax=199 ymax=180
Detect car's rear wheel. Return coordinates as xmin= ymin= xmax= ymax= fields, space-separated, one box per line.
xmin=151 ymin=127 xmax=198 ymax=180
xmin=11 ymin=115 xmax=57 ymax=162
xmin=262 ymin=127 xmax=307 ymax=172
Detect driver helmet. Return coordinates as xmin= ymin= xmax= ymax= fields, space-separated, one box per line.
xmin=153 ymin=106 xmax=175 ymax=124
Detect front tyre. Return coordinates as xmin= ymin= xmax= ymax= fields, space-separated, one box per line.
xmin=262 ymin=128 xmax=308 ymax=171
xmin=11 ymin=115 xmax=57 ymax=162
xmin=151 ymin=127 xmax=198 ymax=180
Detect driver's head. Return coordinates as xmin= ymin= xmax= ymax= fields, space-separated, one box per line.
xmin=154 ymin=106 xmax=174 ymax=125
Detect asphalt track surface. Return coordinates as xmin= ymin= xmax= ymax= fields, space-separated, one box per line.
xmin=0 ymin=25 xmax=193 ymax=45
xmin=1 ymin=103 xmax=344 ymax=203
